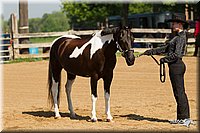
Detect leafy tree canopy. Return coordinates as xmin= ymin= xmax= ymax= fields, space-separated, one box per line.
xmin=29 ymin=18 xmax=41 ymax=33
xmin=40 ymin=11 xmax=70 ymax=32
xmin=61 ymin=2 xmax=122 ymax=29
xmin=29 ymin=11 xmax=70 ymax=32
xmin=129 ymin=3 xmax=153 ymax=14
xmin=62 ymin=2 xmax=153 ymax=29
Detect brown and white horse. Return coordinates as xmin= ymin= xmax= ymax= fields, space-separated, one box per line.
xmin=48 ymin=26 xmax=135 ymax=122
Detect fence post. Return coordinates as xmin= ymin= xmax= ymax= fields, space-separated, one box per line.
xmin=185 ymin=3 xmax=189 ymax=20
xmin=19 ymin=0 xmax=29 ymax=54
xmin=10 ymin=13 xmax=19 ymax=59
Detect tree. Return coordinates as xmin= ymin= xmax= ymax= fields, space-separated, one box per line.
xmin=1 ymin=15 xmax=10 ymax=33
xmin=28 ymin=11 xmax=70 ymax=33
xmin=129 ymin=3 xmax=153 ymax=14
xmin=29 ymin=18 xmax=41 ymax=33
xmin=40 ymin=11 xmax=70 ymax=32
xmin=61 ymin=2 xmax=156 ymax=29
xmin=122 ymin=4 xmax=129 ymax=26
xmin=61 ymin=2 xmax=122 ymax=29
xmin=152 ymin=3 xmax=185 ymax=13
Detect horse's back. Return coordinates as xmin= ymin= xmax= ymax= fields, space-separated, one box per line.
xmin=49 ymin=36 xmax=94 ymax=75
xmin=49 ymin=34 xmax=116 ymax=77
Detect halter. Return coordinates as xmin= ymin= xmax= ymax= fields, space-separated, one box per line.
xmin=116 ymin=42 xmax=134 ymax=56
xmin=114 ymin=28 xmax=134 ymax=55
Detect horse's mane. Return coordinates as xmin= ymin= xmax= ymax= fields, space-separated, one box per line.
xmin=101 ymin=27 xmax=119 ymax=36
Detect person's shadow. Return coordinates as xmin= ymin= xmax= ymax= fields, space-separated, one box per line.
xmin=116 ymin=113 xmax=169 ymax=123
xmin=22 ymin=110 xmax=90 ymax=121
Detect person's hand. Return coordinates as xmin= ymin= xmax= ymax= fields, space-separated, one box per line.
xmin=160 ymin=58 xmax=165 ymax=64
xmin=143 ymin=49 xmax=153 ymax=56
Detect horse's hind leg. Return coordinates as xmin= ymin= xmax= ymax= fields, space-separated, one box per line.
xmin=66 ymin=73 xmax=76 ymax=118
xmin=51 ymin=77 xmax=61 ymax=118
xmin=49 ymin=57 xmax=62 ymax=119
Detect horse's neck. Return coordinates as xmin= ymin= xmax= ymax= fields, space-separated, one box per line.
xmin=103 ymin=40 xmax=118 ymax=56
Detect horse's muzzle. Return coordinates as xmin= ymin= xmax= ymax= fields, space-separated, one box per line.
xmin=125 ymin=51 xmax=135 ymax=66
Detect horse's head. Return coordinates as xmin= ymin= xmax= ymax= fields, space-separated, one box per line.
xmin=101 ymin=26 xmax=135 ymax=66
xmin=114 ymin=26 xmax=135 ymax=66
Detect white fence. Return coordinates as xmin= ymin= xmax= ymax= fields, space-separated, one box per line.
xmin=0 ymin=35 xmax=13 ymax=63
xmin=10 ymin=28 xmax=194 ymax=58
xmin=0 ymin=28 xmax=195 ymax=61
xmin=0 ymin=14 xmax=195 ymax=62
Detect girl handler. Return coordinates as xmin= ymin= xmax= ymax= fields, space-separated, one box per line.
xmin=143 ymin=16 xmax=194 ymax=127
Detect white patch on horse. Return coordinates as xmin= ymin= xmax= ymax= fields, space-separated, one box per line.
xmin=69 ymin=30 xmax=114 ymax=59
xmin=51 ymin=35 xmax=81 ymax=46
xmin=104 ymin=92 xmax=113 ymax=120
xmin=51 ymin=77 xmax=60 ymax=118
xmin=91 ymin=94 xmax=97 ymax=121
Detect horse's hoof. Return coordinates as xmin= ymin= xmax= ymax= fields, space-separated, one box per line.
xmin=91 ymin=118 xmax=97 ymax=122
xmin=70 ymin=113 xmax=77 ymax=119
xmin=87 ymin=118 xmax=97 ymax=122
xmin=106 ymin=119 xmax=113 ymax=122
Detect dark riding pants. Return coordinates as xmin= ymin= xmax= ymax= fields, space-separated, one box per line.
xmin=194 ymin=33 xmax=200 ymax=56
xmin=168 ymin=59 xmax=190 ymax=119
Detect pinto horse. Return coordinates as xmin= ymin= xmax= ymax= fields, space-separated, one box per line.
xmin=48 ymin=26 xmax=135 ymax=122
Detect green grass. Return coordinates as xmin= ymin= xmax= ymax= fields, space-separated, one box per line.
xmin=4 ymin=58 xmax=44 ymax=64
xmin=116 ymin=51 xmax=140 ymax=57
xmin=5 ymin=52 xmax=140 ymax=64
xmin=29 ymin=37 xmax=58 ymax=43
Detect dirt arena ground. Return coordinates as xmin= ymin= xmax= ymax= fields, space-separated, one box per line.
xmin=2 ymin=56 xmax=199 ymax=132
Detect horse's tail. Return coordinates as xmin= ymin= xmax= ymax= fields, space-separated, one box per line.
xmin=48 ymin=60 xmax=53 ymax=109
xmin=47 ymin=49 xmax=62 ymax=109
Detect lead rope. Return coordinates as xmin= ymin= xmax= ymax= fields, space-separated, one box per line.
xmin=150 ymin=55 xmax=166 ymax=83
xmin=160 ymin=62 xmax=166 ymax=83
xmin=136 ymin=53 xmax=166 ymax=83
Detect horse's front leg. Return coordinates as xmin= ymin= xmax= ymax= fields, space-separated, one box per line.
xmin=90 ymin=74 xmax=98 ymax=122
xmin=103 ymin=70 xmax=113 ymax=122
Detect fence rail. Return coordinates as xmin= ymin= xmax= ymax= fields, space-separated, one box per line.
xmin=13 ymin=28 xmax=195 ymax=38
xmin=0 ymin=35 xmax=12 ymax=63
xmin=1 ymin=28 xmax=196 ymax=62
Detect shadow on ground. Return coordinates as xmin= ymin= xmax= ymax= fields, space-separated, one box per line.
xmin=115 ymin=113 xmax=169 ymax=123
xmin=22 ymin=110 xmax=90 ymax=120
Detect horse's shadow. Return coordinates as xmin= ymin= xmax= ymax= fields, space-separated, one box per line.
xmin=22 ymin=111 xmax=169 ymax=123
xmin=116 ymin=114 xmax=169 ymax=123
xmin=22 ymin=110 xmax=90 ymax=121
